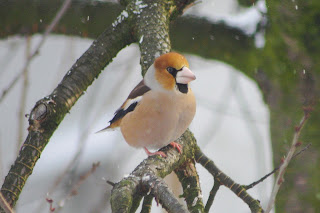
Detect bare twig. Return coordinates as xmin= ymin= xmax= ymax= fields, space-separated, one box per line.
xmin=106 ymin=181 xmax=115 ymax=187
xmin=0 ymin=0 xmax=72 ymax=103
xmin=245 ymin=143 xmax=311 ymax=190
xmin=0 ymin=193 xmax=14 ymax=213
xmin=265 ymin=107 xmax=312 ymax=212
xmin=17 ymin=36 xmax=31 ymax=152
xmin=195 ymin=147 xmax=263 ymax=213
xmin=55 ymin=162 xmax=100 ymax=212
xmin=45 ymin=198 xmax=55 ymax=212
xmin=204 ymin=179 xmax=220 ymax=213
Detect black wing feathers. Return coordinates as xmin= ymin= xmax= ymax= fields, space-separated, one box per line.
xmin=109 ymin=102 xmax=138 ymax=123
xmin=109 ymin=80 xmax=151 ymax=126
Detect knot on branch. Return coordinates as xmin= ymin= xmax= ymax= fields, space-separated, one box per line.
xmin=30 ymin=103 xmax=47 ymax=121
xmin=28 ymin=96 xmax=56 ymax=132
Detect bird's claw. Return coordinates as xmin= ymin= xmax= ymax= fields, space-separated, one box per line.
xmin=170 ymin=142 xmax=183 ymax=153
xmin=144 ymin=147 xmax=167 ymax=157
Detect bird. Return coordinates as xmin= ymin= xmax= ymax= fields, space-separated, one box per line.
xmin=98 ymin=52 xmax=196 ymax=157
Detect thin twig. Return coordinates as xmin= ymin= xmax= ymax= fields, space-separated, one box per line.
xmin=0 ymin=0 xmax=72 ymax=103
xmin=0 ymin=192 xmax=14 ymax=213
xmin=54 ymin=162 xmax=100 ymax=212
xmin=45 ymin=198 xmax=55 ymax=212
xmin=265 ymin=107 xmax=312 ymax=213
xmin=195 ymin=147 xmax=264 ymax=213
xmin=204 ymin=179 xmax=220 ymax=213
xmin=106 ymin=181 xmax=115 ymax=187
xmin=245 ymin=143 xmax=311 ymax=190
xmin=17 ymin=36 xmax=31 ymax=153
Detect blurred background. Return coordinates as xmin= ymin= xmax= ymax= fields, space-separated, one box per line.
xmin=1 ymin=0 xmax=319 ymax=212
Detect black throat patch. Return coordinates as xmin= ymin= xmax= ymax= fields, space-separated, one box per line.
xmin=176 ymin=83 xmax=188 ymax=94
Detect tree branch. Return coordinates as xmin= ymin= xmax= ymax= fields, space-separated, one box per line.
xmin=110 ymin=130 xmax=197 ymax=212
xmin=175 ymin=160 xmax=204 ymax=212
xmin=244 ymin=143 xmax=311 ymax=190
xmin=0 ymin=193 xmax=13 ymax=213
xmin=0 ymin=5 xmax=135 ymax=209
xmin=141 ymin=174 xmax=188 ymax=213
xmin=195 ymin=147 xmax=264 ymax=213
xmin=204 ymin=179 xmax=220 ymax=213
xmin=265 ymin=108 xmax=312 ymax=213
xmin=140 ymin=195 xmax=153 ymax=213
xmin=135 ymin=0 xmax=172 ymax=75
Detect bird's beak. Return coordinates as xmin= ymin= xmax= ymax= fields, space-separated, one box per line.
xmin=176 ymin=67 xmax=196 ymax=84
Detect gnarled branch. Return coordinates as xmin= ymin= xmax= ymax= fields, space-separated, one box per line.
xmin=0 ymin=2 xmax=135 ymax=208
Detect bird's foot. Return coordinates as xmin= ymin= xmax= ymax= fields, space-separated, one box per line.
xmin=144 ymin=147 xmax=167 ymax=158
xmin=169 ymin=142 xmax=182 ymax=153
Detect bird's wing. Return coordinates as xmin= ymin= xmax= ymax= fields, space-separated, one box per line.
xmin=96 ymin=80 xmax=151 ymax=132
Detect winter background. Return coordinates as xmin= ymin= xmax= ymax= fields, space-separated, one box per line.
xmin=0 ymin=0 xmax=274 ymax=212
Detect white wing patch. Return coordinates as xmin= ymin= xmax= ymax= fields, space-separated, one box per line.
xmin=123 ymin=96 xmax=142 ymax=110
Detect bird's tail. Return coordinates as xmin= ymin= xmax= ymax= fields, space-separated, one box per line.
xmin=95 ymin=125 xmax=114 ymax=134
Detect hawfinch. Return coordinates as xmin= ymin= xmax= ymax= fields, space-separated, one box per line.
xmin=98 ymin=52 xmax=196 ymax=157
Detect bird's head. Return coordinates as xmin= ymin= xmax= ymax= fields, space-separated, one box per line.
xmin=144 ymin=52 xmax=196 ymax=94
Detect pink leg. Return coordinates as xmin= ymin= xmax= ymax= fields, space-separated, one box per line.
xmin=170 ymin=142 xmax=182 ymax=153
xmin=144 ymin=147 xmax=167 ymax=158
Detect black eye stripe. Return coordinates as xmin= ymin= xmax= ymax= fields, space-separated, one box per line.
xmin=166 ymin=67 xmax=177 ymax=78
xmin=167 ymin=66 xmax=184 ymax=78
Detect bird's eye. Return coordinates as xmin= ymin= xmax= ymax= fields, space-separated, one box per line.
xmin=167 ymin=67 xmax=176 ymax=73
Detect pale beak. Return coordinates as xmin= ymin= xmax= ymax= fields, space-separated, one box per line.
xmin=176 ymin=67 xmax=196 ymax=84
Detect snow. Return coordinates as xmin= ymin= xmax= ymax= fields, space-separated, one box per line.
xmin=186 ymin=0 xmax=267 ymax=35
xmin=186 ymin=0 xmax=267 ymax=47
xmin=112 ymin=10 xmax=128 ymax=27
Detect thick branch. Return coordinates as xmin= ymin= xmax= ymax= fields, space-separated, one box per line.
xmin=135 ymin=0 xmax=195 ymax=75
xmin=0 ymin=7 xmax=134 ymax=209
xmin=135 ymin=0 xmax=172 ymax=75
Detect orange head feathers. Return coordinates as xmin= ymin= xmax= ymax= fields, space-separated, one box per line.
xmin=144 ymin=52 xmax=196 ymax=93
